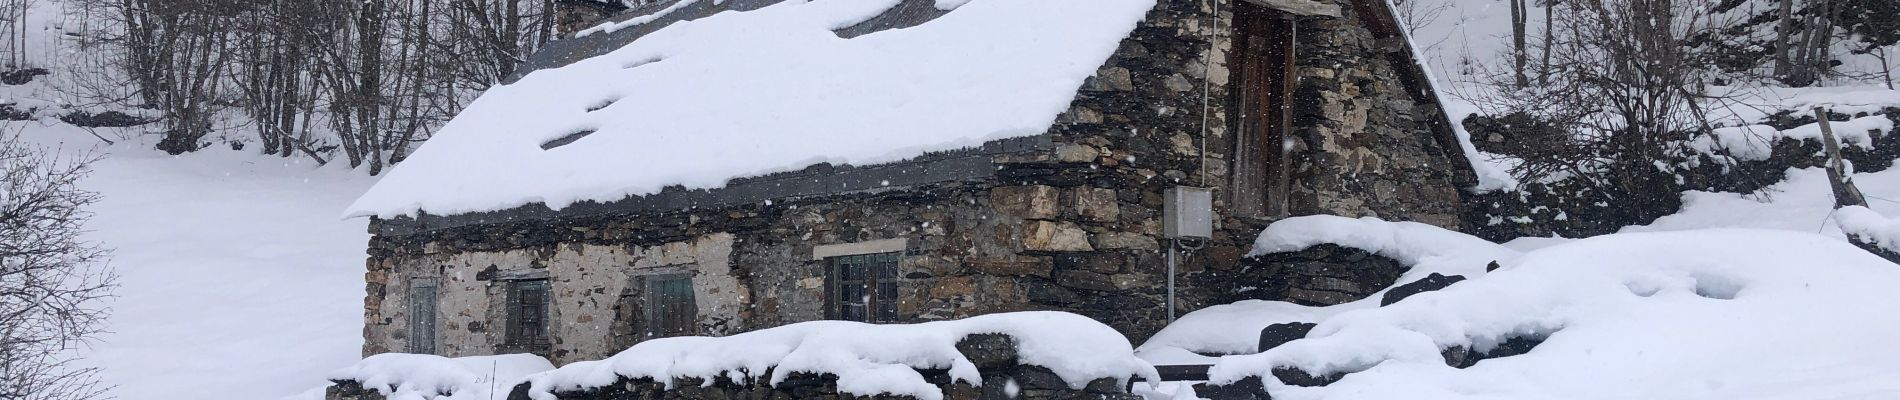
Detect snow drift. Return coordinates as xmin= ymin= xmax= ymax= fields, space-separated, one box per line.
xmin=1192 ymin=226 xmax=1900 ymax=400
xmin=523 ymin=311 xmax=1157 ymax=400
xmin=325 ymin=353 xmax=554 ymax=400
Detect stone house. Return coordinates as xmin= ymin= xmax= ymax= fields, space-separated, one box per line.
xmin=351 ymin=0 xmax=1477 ymax=365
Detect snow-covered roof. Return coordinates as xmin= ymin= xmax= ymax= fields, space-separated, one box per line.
xmin=346 ymin=0 xmax=1156 ymax=218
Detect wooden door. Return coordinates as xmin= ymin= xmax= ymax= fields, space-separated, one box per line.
xmin=1231 ymin=4 xmax=1296 ymax=218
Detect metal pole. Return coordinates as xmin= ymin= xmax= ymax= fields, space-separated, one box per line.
xmin=1166 ymin=239 xmax=1177 ymax=322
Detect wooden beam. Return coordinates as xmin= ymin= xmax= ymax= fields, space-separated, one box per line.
xmin=1241 ymin=0 xmax=1342 ymax=18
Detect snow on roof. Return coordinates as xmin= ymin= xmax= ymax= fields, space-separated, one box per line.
xmin=345 ymin=0 xmax=1156 ymax=218
xmin=522 ymin=311 xmax=1159 ymax=400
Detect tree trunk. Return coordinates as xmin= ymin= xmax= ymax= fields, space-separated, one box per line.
xmin=1815 ymin=107 xmax=1867 ymax=208
xmin=1773 ymin=0 xmax=1795 ymax=78
xmin=1511 ymin=0 xmax=1530 ymax=87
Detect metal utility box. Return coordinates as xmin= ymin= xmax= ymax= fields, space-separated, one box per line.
xmin=1164 ymin=187 xmax=1214 ymax=239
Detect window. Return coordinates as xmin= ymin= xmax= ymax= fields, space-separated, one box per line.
xmin=1231 ymin=3 xmax=1297 ymax=218
xmin=828 ymin=252 xmax=900 ymax=323
xmin=505 ymin=279 xmax=552 ymax=348
xmin=407 ymin=278 xmax=438 ymax=354
xmin=642 ymin=273 xmax=698 ymax=338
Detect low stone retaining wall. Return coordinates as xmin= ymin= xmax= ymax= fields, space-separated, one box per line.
xmin=330 ymin=333 xmax=1144 ymax=400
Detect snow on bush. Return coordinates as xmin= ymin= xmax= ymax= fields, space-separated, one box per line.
xmin=1690 ymin=116 xmax=1895 ymax=161
xmin=325 ymin=353 xmax=554 ymax=400
xmin=1201 ymin=229 xmax=1900 ymax=399
xmin=523 ymin=311 xmax=1158 ymax=400
xmin=346 ymin=0 xmax=1157 ymax=218
xmin=1139 ymin=216 xmax=1515 ymax=365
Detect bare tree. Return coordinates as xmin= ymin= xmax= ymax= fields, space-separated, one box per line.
xmin=0 ymin=132 xmax=115 ymax=400
xmin=1473 ymin=0 xmax=1739 ymax=196
xmin=1391 ymin=0 xmax=1451 ymax=37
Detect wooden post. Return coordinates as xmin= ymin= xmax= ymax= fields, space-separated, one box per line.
xmin=1815 ymin=107 xmax=1868 ymax=208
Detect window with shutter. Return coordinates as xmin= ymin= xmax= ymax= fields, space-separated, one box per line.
xmin=827 ymin=252 xmax=900 ymax=323
xmin=505 ymin=279 xmax=552 ymax=348
xmin=642 ymin=273 xmax=698 ymax=338
xmin=407 ymin=278 xmax=438 ymax=354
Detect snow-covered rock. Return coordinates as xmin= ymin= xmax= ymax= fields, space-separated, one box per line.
xmin=325 ymin=353 xmax=554 ymax=400
xmin=1138 ymin=216 xmax=1515 ymax=365
xmin=1198 ymin=229 xmax=1900 ymax=399
xmin=523 ymin=311 xmax=1158 ymax=400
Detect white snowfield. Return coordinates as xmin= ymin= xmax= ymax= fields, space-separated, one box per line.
xmin=345 ymin=0 xmax=1157 ymax=218
xmin=523 ymin=311 xmax=1159 ymax=400
xmin=1160 ymin=216 xmax=1900 ymax=400
xmin=11 ymin=124 xmax=377 ymax=400
xmin=320 ymin=353 xmax=555 ymax=400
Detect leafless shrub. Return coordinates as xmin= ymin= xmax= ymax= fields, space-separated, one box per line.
xmin=0 ymin=132 xmax=115 ymax=400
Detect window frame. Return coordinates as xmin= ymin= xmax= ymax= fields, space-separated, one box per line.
xmin=640 ymin=272 xmax=699 ymax=339
xmin=406 ymin=278 xmax=439 ymax=355
xmin=825 ymin=252 xmax=901 ymax=323
xmin=503 ymin=278 xmax=553 ymax=349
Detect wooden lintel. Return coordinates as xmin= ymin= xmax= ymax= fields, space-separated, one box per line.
xmin=1241 ymin=0 xmax=1343 ymax=18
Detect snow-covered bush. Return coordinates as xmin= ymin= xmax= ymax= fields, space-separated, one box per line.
xmin=523 ymin=311 xmax=1157 ymax=400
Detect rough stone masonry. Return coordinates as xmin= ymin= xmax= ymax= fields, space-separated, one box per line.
xmin=359 ymin=0 xmax=1473 ymax=368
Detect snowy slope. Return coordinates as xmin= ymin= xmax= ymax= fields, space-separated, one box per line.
xmin=1631 ymin=167 xmax=1900 ymax=238
xmin=1207 ymin=228 xmax=1900 ymax=400
xmin=17 ymin=123 xmax=376 ymax=399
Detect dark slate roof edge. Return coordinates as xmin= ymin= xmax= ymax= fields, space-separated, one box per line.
xmin=374 ymin=134 xmax=1052 ymax=236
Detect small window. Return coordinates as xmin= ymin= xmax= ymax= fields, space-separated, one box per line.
xmin=643 ymin=273 xmax=698 ymax=338
xmin=828 ymin=252 xmax=900 ymax=323
xmin=505 ymin=279 xmax=552 ymax=348
xmin=407 ymin=278 xmax=438 ymax=354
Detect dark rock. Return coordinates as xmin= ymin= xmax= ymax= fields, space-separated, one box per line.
xmin=0 ymin=68 xmax=47 ymax=85
xmin=0 ymin=103 xmax=31 ymax=120
xmin=954 ymin=333 xmax=1018 ymax=370
xmin=1444 ymin=333 xmax=1551 ymax=369
xmin=1256 ymin=322 xmax=1316 ymax=353
xmin=60 ymin=110 xmax=152 ymax=128
xmin=1082 ymin=377 xmax=1123 ymax=394
xmin=1012 ymin=365 xmax=1070 ymax=390
xmin=1379 ymin=273 xmax=1467 ymax=306
xmin=1192 ymin=375 xmax=1269 ymax=400
xmin=1481 ymin=334 xmax=1546 ymax=360
xmin=1054 ymin=270 xmax=1118 ymax=291
xmin=1270 ymin=366 xmax=1341 ymax=387
xmin=1025 ymin=281 xmax=1082 ymax=305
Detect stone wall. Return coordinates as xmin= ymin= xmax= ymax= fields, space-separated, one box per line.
xmin=504 ymin=334 xmax=1139 ymax=400
xmin=361 ymin=0 xmax=1474 ymax=363
xmin=1465 ymin=108 xmax=1900 ymax=241
xmin=1026 ymin=0 xmax=1470 ymax=324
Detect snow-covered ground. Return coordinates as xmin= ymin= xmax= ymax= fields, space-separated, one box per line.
xmin=17 ymin=123 xmax=376 ymax=399
xmin=1199 ymin=225 xmax=1900 ymax=400
xmin=1629 ymin=166 xmax=1900 ymax=238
